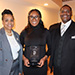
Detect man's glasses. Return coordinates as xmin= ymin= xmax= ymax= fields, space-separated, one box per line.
xmin=29 ymin=16 xmax=40 ymax=20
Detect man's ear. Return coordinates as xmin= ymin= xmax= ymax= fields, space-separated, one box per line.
xmin=71 ymin=11 xmax=72 ymax=17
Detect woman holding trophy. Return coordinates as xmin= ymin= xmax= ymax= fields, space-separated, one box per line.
xmin=20 ymin=9 xmax=51 ymax=75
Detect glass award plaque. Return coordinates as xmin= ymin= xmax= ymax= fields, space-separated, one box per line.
xmin=29 ymin=46 xmax=40 ymax=66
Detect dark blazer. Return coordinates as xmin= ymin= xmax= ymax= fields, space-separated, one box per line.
xmin=49 ymin=20 xmax=75 ymax=75
xmin=0 ymin=28 xmax=22 ymax=75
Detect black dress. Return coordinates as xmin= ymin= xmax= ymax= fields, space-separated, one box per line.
xmin=20 ymin=24 xmax=51 ymax=75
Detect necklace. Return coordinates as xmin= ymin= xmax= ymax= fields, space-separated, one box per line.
xmin=6 ymin=31 xmax=12 ymax=36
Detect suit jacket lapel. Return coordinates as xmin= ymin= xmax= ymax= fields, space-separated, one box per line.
xmin=12 ymin=30 xmax=21 ymax=49
xmin=63 ymin=21 xmax=74 ymax=44
xmin=12 ymin=30 xmax=23 ymax=58
xmin=1 ymin=28 xmax=13 ymax=60
xmin=55 ymin=23 xmax=61 ymax=49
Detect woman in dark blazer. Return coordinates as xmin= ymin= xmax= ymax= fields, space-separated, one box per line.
xmin=0 ymin=9 xmax=22 ymax=75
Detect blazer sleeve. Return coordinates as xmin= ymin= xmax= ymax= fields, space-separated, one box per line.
xmin=14 ymin=31 xmax=23 ymax=74
xmin=19 ymin=45 xmax=23 ymax=74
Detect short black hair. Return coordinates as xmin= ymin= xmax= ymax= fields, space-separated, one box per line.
xmin=60 ymin=4 xmax=72 ymax=12
xmin=1 ymin=9 xmax=14 ymax=20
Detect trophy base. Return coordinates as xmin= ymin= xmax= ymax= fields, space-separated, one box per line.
xmin=28 ymin=62 xmax=39 ymax=67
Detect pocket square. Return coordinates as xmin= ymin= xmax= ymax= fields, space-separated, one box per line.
xmin=71 ymin=36 xmax=75 ymax=39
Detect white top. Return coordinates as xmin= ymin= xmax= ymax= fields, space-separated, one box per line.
xmin=60 ymin=20 xmax=72 ymax=36
xmin=6 ymin=31 xmax=20 ymax=60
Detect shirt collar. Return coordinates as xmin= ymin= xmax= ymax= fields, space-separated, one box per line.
xmin=61 ymin=20 xmax=72 ymax=27
xmin=61 ymin=20 xmax=72 ymax=29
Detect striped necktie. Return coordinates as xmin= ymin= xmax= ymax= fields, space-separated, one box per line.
xmin=61 ymin=25 xmax=66 ymax=36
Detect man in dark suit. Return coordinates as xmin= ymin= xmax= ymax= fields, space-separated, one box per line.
xmin=49 ymin=4 xmax=75 ymax=75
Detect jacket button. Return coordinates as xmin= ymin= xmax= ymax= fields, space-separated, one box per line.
xmin=5 ymin=59 xmax=8 ymax=61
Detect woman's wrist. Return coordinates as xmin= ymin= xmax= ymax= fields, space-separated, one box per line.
xmin=23 ymin=55 xmax=26 ymax=61
xmin=43 ymin=55 xmax=48 ymax=61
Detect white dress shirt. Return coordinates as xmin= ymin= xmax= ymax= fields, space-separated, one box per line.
xmin=6 ymin=31 xmax=20 ymax=60
xmin=60 ymin=20 xmax=72 ymax=36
